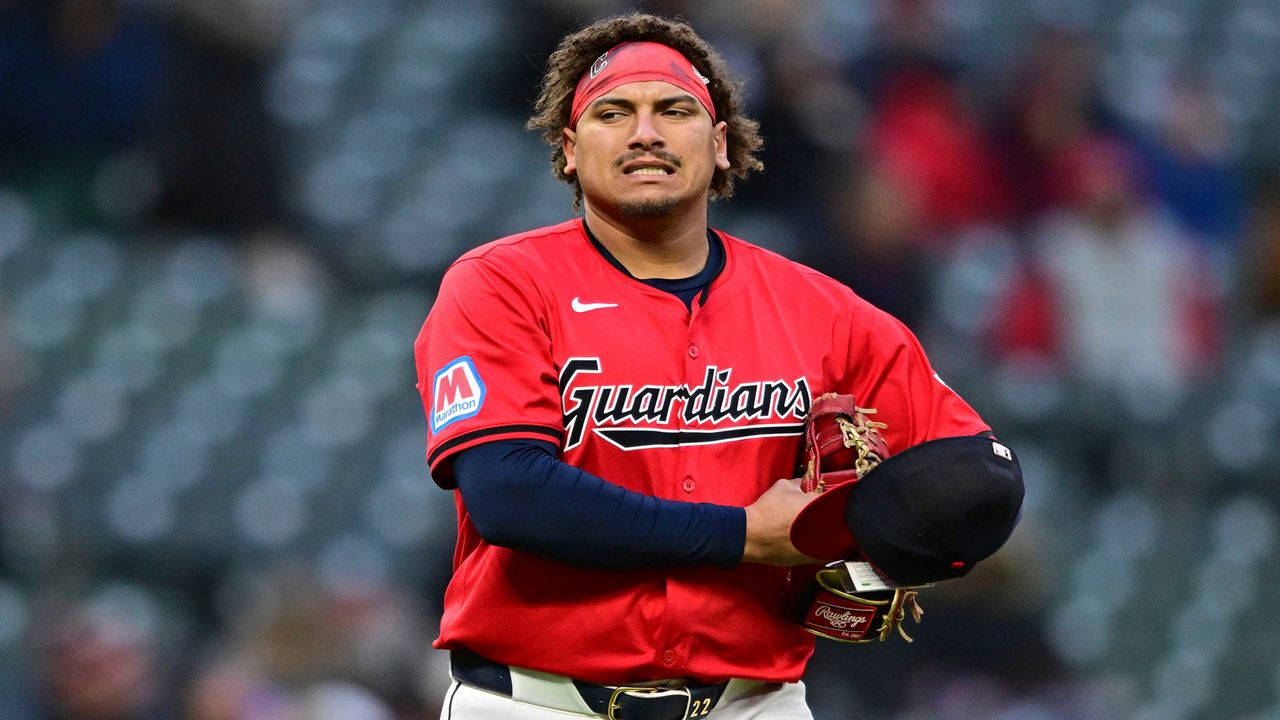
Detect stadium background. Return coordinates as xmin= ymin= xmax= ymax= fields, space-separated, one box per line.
xmin=2 ymin=0 xmax=1279 ymax=718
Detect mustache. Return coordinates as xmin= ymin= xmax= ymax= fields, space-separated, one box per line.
xmin=613 ymin=149 xmax=683 ymax=168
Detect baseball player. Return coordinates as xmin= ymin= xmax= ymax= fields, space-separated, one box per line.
xmin=415 ymin=13 xmax=1005 ymax=720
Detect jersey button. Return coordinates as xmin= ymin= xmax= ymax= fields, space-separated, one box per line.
xmin=687 ymin=344 xmax=699 ymax=358
xmin=662 ymin=650 xmax=676 ymax=665
xmin=682 ymin=476 xmax=696 ymax=493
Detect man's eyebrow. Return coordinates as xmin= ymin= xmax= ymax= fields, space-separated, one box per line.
xmin=590 ymin=96 xmax=635 ymax=112
xmin=588 ymin=94 xmax=702 ymax=112
xmin=655 ymin=94 xmax=702 ymax=110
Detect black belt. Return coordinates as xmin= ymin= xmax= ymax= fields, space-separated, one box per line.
xmin=450 ymin=649 xmax=731 ymax=720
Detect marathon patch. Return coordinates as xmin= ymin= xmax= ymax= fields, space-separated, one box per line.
xmin=432 ymin=356 xmax=485 ymax=432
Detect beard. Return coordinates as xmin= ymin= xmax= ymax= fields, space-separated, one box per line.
xmin=616 ymin=195 xmax=682 ymax=218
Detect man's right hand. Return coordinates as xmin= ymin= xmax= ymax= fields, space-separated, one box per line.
xmin=742 ymin=478 xmax=822 ymax=566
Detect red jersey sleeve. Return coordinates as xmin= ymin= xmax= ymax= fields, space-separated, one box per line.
xmin=844 ymin=302 xmax=990 ymax=452
xmin=415 ymin=256 xmax=563 ymax=486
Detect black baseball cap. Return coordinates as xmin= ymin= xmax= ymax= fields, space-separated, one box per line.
xmin=790 ymin=436 xmax=1024 ymax=584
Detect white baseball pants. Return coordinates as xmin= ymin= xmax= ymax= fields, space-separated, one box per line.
xmin=439 ymin=678 xmax=813 ymax=720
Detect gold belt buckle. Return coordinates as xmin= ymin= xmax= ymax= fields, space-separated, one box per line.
xmin=606 ymin=686 xmax=679 ymax=720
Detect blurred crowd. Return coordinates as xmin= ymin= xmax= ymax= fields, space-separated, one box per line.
xmin=2 ymin=0 xmax=1280 ymax=719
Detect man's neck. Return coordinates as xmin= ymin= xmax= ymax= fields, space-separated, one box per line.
xmin=583 ymin=203 xmax=710 ymax=279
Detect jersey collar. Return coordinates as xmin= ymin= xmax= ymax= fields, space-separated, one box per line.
xmin=580 ymin=219 xmax=726 ymax=309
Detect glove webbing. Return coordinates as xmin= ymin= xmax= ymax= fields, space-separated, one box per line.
xmin=808 ymin=406 xmax=888 ymax=493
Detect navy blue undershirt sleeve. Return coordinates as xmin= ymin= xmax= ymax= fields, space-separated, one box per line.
xmin=452 ymin=439 xmax=747 ymax=568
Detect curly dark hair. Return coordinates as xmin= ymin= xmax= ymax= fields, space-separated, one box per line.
xmin=526 ymin=13 xmax=764 ymax=209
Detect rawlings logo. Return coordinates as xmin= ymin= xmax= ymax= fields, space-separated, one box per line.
xmin=559 ymin=358 xmax=810 ymax=450
xmin=815 ymin=606 xmax=871 ymax=629
xmin=804 ymin=598 xmax=877 ymax=641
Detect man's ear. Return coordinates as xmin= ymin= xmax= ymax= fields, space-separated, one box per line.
xmin=713 ymin=120 xmax=730 ymax=171
xmin=562 ymin=128 xmax=577 ymax=176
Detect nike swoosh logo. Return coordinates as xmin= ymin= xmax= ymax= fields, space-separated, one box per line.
xmin=571 ymin=297 xmax=619 ymax=313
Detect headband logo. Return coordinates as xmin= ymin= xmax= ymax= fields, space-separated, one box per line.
xmin=693 ymin=66 xmax=710 ymax=85
xmin=589 ymin=52 xmax=609 ymax=78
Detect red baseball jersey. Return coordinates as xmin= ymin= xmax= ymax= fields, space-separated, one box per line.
xmin=414 ymin=218 xmax=988 ymax=684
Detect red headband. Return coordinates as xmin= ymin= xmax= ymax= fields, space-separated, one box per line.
xmin=569 ymin=41 xmax=716 ymax=129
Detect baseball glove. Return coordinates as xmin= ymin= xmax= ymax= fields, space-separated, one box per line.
xmin=799 ymin=393 xmax=889 ymax=494
xmin=796 ymin=560 xmax=925 ymax=643
xmin=792 ymin=393 xmax=926 ymax=643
